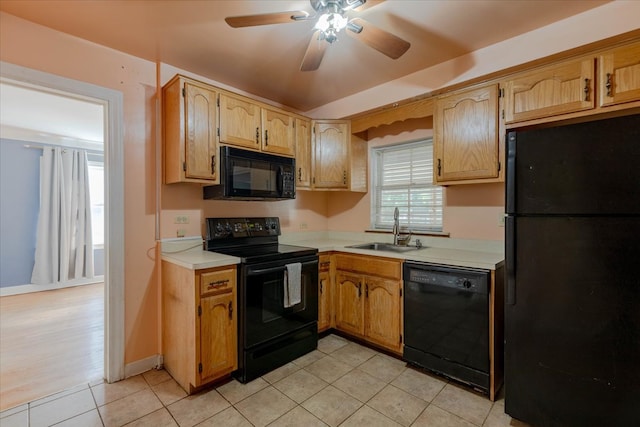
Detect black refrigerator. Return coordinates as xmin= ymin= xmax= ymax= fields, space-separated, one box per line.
xmin=504 ymin=113 xmax=640 ymax=427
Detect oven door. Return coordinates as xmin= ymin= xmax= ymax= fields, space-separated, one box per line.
xmin=241 ymin=255 xmax=318 ymax=348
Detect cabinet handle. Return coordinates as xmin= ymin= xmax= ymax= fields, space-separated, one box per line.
xmin=298 ymin=167 xmax=302 ymax=181
xmin=437 ymin=159 xmax=442 ymax=176
xmin=228 ymin=301 xmax=233 ymax=320
xmin=343 ymin=170 xmax=347 ymax=185
xmin=320 ymin=281 xmax=323 ymax=294
xmin=256 ymin=127 xmax=260 ymax=144
xmin=606 ymin=73 xmax=612 ymax=97
xmin=211 ymin=155 xmax=216 ymax=175
xmin=357 ymin=282 xmax=362 ymax=298
xmin=265 ymin=130 xmax=269 ymax=146
xmin=365 ymin=283 xmax=369 ymax=298
xmin=583 ymin=78 xmax=590 ymax=102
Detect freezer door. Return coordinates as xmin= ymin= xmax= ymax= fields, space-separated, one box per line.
xmin=505 ymin=216 xmax=640 ymax=427
xmin=506 ymin=114 xmax=640 ymax=215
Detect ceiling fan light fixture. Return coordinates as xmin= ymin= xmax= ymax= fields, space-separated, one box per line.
xmin=314 ymin=12 xmax=348 ymax=43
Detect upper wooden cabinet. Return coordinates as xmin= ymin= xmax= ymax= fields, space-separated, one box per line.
xmin=261 ymin=107 xmax=294 ymax=156
xmin=218 ymin=93 xmax=262 ymax=150
xmin=313 ymin=120 xmax=350 ymax=189
xmin=295 ymin=118 xmax=312 ymax=189
xmin=599 ymin=42 xmax=640 ymax=107
xmin=163 ymin=76 xmax=219 ymax=184
xmin=298 ymin=119 xmax=367 ymax=192
xmin=434 ymin=83 xmax=501 ymax=184
xmin=503 ymin=58 xmax=595 ymax=123
xmin=219 ymin=93 xmax=295 ymax=157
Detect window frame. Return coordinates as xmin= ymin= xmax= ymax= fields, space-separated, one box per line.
xmin=370 ymin=139 xmax=444 ymax=233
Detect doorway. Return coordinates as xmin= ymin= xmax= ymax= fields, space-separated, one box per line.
xmin=0 ymin=61 xmax=125 ymax=409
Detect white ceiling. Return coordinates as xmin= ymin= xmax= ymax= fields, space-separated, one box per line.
xmin=0 ymin=81 xmax=104 ymax=146
xmin=0 ymin=0 xmax=611 ymax=113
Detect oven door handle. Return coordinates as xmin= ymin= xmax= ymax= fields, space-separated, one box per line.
xmin=246 ymin=266 xmax=286 ymax=276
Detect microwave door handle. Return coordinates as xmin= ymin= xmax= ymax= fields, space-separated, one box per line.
xmin=276 ymin=166 xmax=284 ymax=194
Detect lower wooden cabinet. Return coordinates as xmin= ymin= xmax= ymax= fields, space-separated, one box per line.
xmin=162 ymin=261 xmax=237 ymax=393
xmin=334 ymin=254 xmax=403 ymax=354
xmin=318 ymin=254 xmax=332 ymax=332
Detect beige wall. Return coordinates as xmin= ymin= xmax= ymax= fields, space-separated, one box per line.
xmin=0 ymin=12 xmax=159 ymax=364
xmin=327 ymin=118 xmax=505 ymax=241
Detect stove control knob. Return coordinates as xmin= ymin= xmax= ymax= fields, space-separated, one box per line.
xmin=462 ymin=280 xmax=472 ymax=289
xmin=215 ymin=223 xmax=223 ymax=233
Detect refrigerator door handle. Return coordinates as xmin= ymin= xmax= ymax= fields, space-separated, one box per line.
xmin=505 ymin=216 xmax=516 ymax=305
xmin=506 ymin=132 xmax=516 ymax=214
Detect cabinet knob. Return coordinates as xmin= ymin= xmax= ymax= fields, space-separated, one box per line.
xmin=265 ymin=129 xmax=268 ymax=146
xmin=256 ymin=127 xmax=259 ymax=144
xmin=583 ymin=78 xmax=590 ymax=102
xmin=606 ymin=73 xmax=613 ymax=97
xmin=228 ymin=301 xmax=233 ymax=320
xmin=298 ymin=167 xmax=302 ymax=181
xmin=437 ymin=158 xmax=442 ymax=176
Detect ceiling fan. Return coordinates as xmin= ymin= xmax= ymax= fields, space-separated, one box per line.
xmin=225 ymin=0 xmax=410 ymax=71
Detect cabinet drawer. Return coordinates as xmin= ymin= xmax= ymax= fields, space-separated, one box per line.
xmin=319 ymin=254 xmax=331 ymax=272
xmin=335 ymin=254 xmax=401 ymax=280
xmin=199 ymin=268 xmax=235 ymax=297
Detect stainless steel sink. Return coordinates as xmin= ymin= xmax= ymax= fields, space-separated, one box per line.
xmin=347 ymin=242 xmax=426 ymax=252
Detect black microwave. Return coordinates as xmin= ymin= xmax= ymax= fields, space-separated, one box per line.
xmin=203 ymin=146 xmax=296 ymax=200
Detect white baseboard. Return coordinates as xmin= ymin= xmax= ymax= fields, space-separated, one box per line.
xmin=124 ymin=354 xmax=163 ymax=379
xmin=0 ymin=276 xmax=105 ymax=297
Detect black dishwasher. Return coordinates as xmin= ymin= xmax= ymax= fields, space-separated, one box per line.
xmin=403 ymin=262 xmax=490 ymax=393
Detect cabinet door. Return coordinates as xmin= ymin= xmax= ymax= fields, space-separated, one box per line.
xmin=503 ymin=58 xmax=595 ymax=123
xmin=199 ymin=292 xmax=237 ymax=385
xmin=364 ymin=276 xmax=401 ymax=352
xmin=335 ymin=271 xmax=364 ymax=336
xmin=313 ymin=120 xmax=349 ymax=189
xmin=262 ymin=108 xmax=294 ymax=156
xmin=219 ymin=93 xmax=261 ymax=149
xmin=295 ymin=118 xmax=312 ymax=189
xmin=318 ymin=258 xmax=331 ymax=332
xmin=599 ymin=43 xmax=640 ymax=107
xmin=184 ymin=83 xmax=218 ymax=181
xmin=434 ymin=84 xmax=500 ymax=182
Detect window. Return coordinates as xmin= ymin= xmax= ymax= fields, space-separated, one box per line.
xmin=87 ymin=155 xmax=104 ymax=246
xmin=371 ymin=140 xmax=443 ymax=232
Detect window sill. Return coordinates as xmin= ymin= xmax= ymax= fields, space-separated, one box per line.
xmin=365 ymin=229 xmax=450 ymax=238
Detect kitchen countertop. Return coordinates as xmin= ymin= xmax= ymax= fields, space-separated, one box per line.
xmin=160 ymin=237 xmax=241 ymax=270
xmin=161 ymin=232 xmax=504 ymax=271
xmin=284 ymin=237 xmax=504 ymax=270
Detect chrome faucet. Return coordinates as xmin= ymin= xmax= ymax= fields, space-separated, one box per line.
xmin=393 ymin=207 xmax=400 ymax=245
xmin=392 ymin=207 xmax=411 ymax=246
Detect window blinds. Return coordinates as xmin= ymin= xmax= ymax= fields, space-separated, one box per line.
xmin=372 ymin=140 xmax=443 ymax=231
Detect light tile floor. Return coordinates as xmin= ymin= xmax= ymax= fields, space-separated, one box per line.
xmin=0 ymin=335 xmax=531 ymax=427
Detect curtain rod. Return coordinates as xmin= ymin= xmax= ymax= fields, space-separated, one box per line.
xmin=23 ymin=144 xmax=104 ymax=155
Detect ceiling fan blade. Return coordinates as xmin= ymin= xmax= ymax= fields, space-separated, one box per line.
xmin=225 ymin=11 xmax=308 ymax=28
xmin=300 ymin=31 xmax=328 ymax=72
xmin=353 ymin=0 xmax=385 ymax=12
xmin=347 ymin=18 xmax=410 ymax=59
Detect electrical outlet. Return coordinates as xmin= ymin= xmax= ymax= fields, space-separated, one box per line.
xmin=174 ymin=215 xmax=190 ymax=224
xmin=498 ymin=213 xmax=505 ymax=227
xmin=176 ymin=229 xmax=186 ymax=238
xmin=299 ymin=223 xmax=308 ymax=230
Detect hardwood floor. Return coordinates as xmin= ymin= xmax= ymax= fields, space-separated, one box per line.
xmin=0 ymin=283 xmax=103 ymax=411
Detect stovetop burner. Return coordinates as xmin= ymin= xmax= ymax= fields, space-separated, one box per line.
xmin=204 ymin=217 xmax=317 ymax=263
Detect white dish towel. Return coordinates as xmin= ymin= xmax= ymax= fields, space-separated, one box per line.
xmin=284 ymin=262 xmax=302 ymax=308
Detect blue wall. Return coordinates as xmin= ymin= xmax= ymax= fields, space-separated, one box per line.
xmin=0 ymin=139 xmax=104 ymax=288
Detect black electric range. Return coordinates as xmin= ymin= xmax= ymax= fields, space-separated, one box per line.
xmin=204 ymin=217 xmax=319 ymax=383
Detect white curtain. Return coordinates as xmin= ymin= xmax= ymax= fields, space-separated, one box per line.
xmin=31 ymin=147 xmax=94 ymax=285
